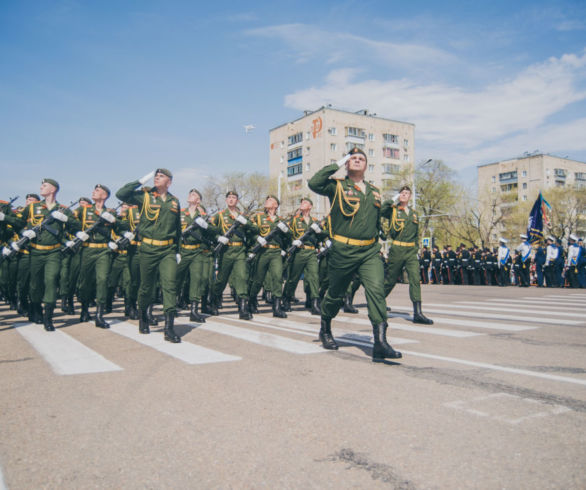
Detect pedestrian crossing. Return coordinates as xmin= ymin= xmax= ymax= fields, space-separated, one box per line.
xmin=3 ymin=292 xmax=585 ymax=376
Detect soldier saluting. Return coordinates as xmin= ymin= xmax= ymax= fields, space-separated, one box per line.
xmin=116 ymin=169 xmax=182 ymax=343
xmin=308 ymin=147 xmax=401 ymax=362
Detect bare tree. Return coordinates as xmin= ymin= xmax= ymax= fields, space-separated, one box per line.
xmin=201 ymin=171 xmax=270 ymax=215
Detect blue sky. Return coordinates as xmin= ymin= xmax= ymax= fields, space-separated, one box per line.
xmin=1 ymin=0 xmax=586 ymax=204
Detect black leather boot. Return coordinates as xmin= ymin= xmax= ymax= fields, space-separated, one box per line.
xmin=189 ymin=300 xmax=206 ymax=323
xmin=65 ymin=296 xmax=75 ymax=315
xmin=60 ymin=296 xmax=68 ymax=313
xmin=17 ymin=296 xmax=29 ymax=316
xmin=343 ymin=294 xmax=359 ymax=313
xmin=208 ymin=294 xmax=219 ymax=316
xmin=248 ymin=296 xmax=259 ymax=314
xmin=43 ymin=303 xmax=56 ymax=332
xmin=265 ymin=291 xmax=273 ymax=305
xmin=164 ymin=312 xmax=181 ymax=343
xmin=318 ymin=318 xmax=338 ymax=350
xmin=95 ymin=304 xmax=110 ymax=329
xmin=304 ymin=293 xmax=311 ymax=309
xmin=124 ymin=298 xmax=131 ymax=317
xmin=200 ymin=294 xmax=211 ymax=314
xmin=239 ymin=297 xmax=252 ymax=320
xmin=79 ymin=302 xmax=91 ymax=323
xmin=272 ymin=297 xmax=287 ymax=318
xmin=281 ymin=297 xmax=292 ymax=312
xmin=105 ymin=289 xmax=114 ymax=314
xmin=413 ymin=301 xmax=433 ymax=325
xmin=128 ymin=301 xmax=139 ymax=320
xmin=29 ymin=302 xmax=41 ymax=323
xmin=147 ymin=304 xmax=158 ymax=326
xmin=138 ymin=308 xmax=150 ymax=334
xmin=372 ymin=322 xmax=402 ymax=362
xmin=310 ymin=298 xmax=321 ymax=316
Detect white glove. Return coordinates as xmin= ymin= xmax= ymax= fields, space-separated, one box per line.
xmin=217 ymin=236 xmax=229 ymax=245
xmin=51 ymin=210 xmax=68 ymax=222
xmin=65 ymin=240 xmax=75 ymax=248
xmin=100 ymin=211 xmax=115 ymax=223
xmin=292 ymin=240 xmax=303 ymax=248
xmin=318 ymin=247 xmax=325 ymax=254
xmin=23 ymin=229 xmax=36 ymax=240
xmin=108 ymin=241 xmax=118 ymax=250
xmin=281 ymin=250 xmax=286 ymax=257
xmin=11 ymin=242 xmax=20 ymax=251
xmin=76 ymin=231 xmax=90 ymax=241
xmin=123 ymin=231 xmax=135 ymax=240
xmin=176 ymin=253 xmax=181 ymax=264
xmin=392 ymin=193 xmax=400 ymax=205
xmin=2 ymin=247 xmax=10 ymax=256
xmin=337 ymin=154 xmax=351 ymax=168
xmin=256 ymin=236 xmax=267 ymax=246
xmin=325 ymin=239 xmax=332 ymax=248
xmin=236 ymin=215 xmax=247 ymax=225
xmin=310 ymin=223 xmax=321 ymax=233
xmin=248 ymin=253 xmax=255 ymax=260
xmin=195 ymin=217 xmax=208 ymax=229
xmin=277 ymin=222 xmax=289 ymax=233
xmin=139 ymin=170 xmax=155 ymax=185
xmin=0 ymin=211 xmax=5 ymax=221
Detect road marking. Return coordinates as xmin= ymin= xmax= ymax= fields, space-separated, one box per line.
xmin=543 ymin=295 xmax=586 ymax=300
xmin=293 ymin=311 xmax=482 ymax=338
xmin=223 ymin=314 xmax=418 ymax=346
xmin=0 ymin=464 xmax=7 ymax=490
xmin=488 ymin=298 xmax=585 ymax=308
xmin=391 ymin=305 xmax=580 ymax=325
xmin=188 ymin=319 xmax=327 ymax=354
xmin=110 ymin=320 xmax=241 ymax=364
xmin=14 ymin=322 xmax=122 ymax=375
xmin=427 ymin=317 xmax=536 ymax=332
xmin=458 ymin=301 xmax=585 ymax=313
xmin=400 ymin=350 xmax=586 ymax=386
xmin=424 ymin=302 xmax=584 ymax=319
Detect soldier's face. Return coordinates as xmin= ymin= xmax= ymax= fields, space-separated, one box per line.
xmin=300 ymin=200 xmax=312 ymax=212
xmin=226 ymin=195 xmax=238 ymax=207
xmin=25 ymin=197 xmax=39 ymax=205
xmin=264 ymin=197 xmax=278 ymax=211
xmin=187 ymin=191 xmax=201 ymax=206
xmin=154 ymin=172 xmax=172 ymax=190
xmin=346 ymin=154 xmax=367 ymax=173
xmin=92 ymin=187 xmax=108 ymax=201
xmin=40 ymin=182 xmax=57 ymax=197
xmin=399 ymin=189 xmax=412 ymax=205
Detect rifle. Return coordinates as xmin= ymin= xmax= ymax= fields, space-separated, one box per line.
xmin=316 ymin=239 xmax=333 ymax=260
xmin=284 ymin=221 xmax=322 ymax=264
xmin=2 ymin=200 xmax=78 ymax=262
xmin=213 ymin=213 xmax=248 ymax=255
xmin=246 ymin=221 xmax=290 ymax=263
xmin=62 ymin=204 xmax=121 ymax=255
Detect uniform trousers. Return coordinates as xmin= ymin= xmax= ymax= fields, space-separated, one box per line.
xmin=384 ymin=244 xmax=421 ymax=302
xmin=138 ymin=243 xmax=177 ymax=313
xmin=78 ymin=247 xmax=113 ymax=305
xmin=213 ymin=246 xmax=248 ymax=299
xmin=29 ymin=249 xmax=61 ymax=305
xmin=249 ymin=248 xmax=284 ymax=299
xmin=283 ymin=249 xmax=319 ymax=299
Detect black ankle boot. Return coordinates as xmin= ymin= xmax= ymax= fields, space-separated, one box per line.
xmin=43 ymin=303 xmax=56 ymax=332
xmin=128 ymin=301 xmax=139 ymax=320
xmin=372 ymin=322 xmax=402 ymax=361
xmin=272 ymin=297 xmax=287 ymax=318
xmin=413 ymin=301 xmax=433 ymax=325
xmin=65 ymin=296 xmax=75 ymax=315
xmin=248 ymin=296 xmax=259 ymax=314
xmin=105 ymin=290 xmax=114 ymax=314
xmin=319 ymin=317 xmax=338 ymax=350
xmin=343 ymin=295 xmax=358 ymax=313
xmin=138 ymin=308 xmax=150 ymax=334
xmin=147 ymin=304 xmax=158 ymax=326
xmin=190 ymin=300 xmax=205 ymax=323
xmin=265 ymin=291 xmax=273 ymax=305
xmin=164 ymin=312 xmax=181 ymax=343
xmin=60 ymin=296 xmax=68 ymax=313
xmin=79 ymin=303 xmax=91 ymax=323
xmin=310 ymin=298 xmax=321 ymax=316
xmin=95 ymin=304 xmax=110 ymax=329
xmin=239 ymin=297 xmax=252 ymax=320
xmin=29 ymin=302 xmax=42 ymax=324
xmin=304 ymin=294 xmax=311 ymax=309
xmin=281 ymin=297 xmax=292 ymax=312
xmin=200 ymin=294 xmax=211 ymax=314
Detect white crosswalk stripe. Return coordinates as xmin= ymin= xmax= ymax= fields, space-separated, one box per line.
xmin=109 ymin=320 xmax=242 ymax=364
xmin=457 ymin=301 xmax=585 ymax=313
xmin=424 ymin=302 xmax=584 ymax=319
xmin=488 ymin=298 xmax=585 ymax=307
xmin=391 ymin=305 xmax=581 ymax=325
xmin=15 ymin=322 xmax=122 ymax=375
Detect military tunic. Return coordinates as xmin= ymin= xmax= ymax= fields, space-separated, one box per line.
xmin=308 ymin=163 xmax=386 ymax=326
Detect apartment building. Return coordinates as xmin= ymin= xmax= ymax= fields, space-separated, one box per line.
xmin=269 ymin=106 xmax=415 ymax=216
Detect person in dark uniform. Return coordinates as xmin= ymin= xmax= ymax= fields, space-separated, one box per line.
xmin=420 ymin=246 xmax=431 ymax=284
xmin=534 ymin=241 xmax=546 ymax=287
xmin=431 ymin=245 xmax=442 ymax=284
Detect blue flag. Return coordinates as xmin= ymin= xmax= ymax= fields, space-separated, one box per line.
xmin=527 ymin=192 xmax=546 ymax=243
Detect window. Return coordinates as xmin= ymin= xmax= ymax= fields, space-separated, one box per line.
xmin=522 ymin=195 xmax=527 ymax=201
xmin=522 ymin=170 xmax=527 ymax=177
xmin=287 ymin=148 xmax=302 ymax=161
xmin=305 ymin=163 xmax=311 ymax=172
xmin=287 ymin=163 xmax=302 ymax=176
xmin=492 ymin=187 xmax=496 ymax=193
xmin=403 ymin=138 xmax=409 ymax=147
xmin=500 ymin=183 xmax=518 ymax=192
xmin=368 ymin=133 xmax=374 ymax=141
xmin=499 ymin=171 xmax=517 ymax=181
xmin=305 ymin=132 xmax=310 ymax=140
xmin=491 ymin=176 xmax=496 ymax=183
xmin=522 ymin=182 xmax=527 ymax=189
xmin=554 ymin=168 xmax=567 ymax=178
xmin=330 ymin=159 xmax=337 ymax=165
xmin=575 ymin=172 xmax=586 ymax=181
xmin=382 ymin=163 xmax=401 ymax=174
xmin=288 ymin=132 xmax=303 ymax=146
xmin=368 ymin=164 xmax=375 ymax=172
xmin=403 ymin=154 xmax=409 ymax=161
xmin=382 ymin=133 xmax=399 ymax=144
xmin=328 ymin=127 xmax=337 ymax=135
xmin=330 ymin=143 xmax=337 ymax=151
xmin=280 ymin=141 xmax=284 ymax=148
xmin=346 ymin=142 xmax=364 ymax=152
xmin=280 ymin=156 xmax=284 ymax=163
xmin=306 ymin=146 xmax=310 ymax=153
xmin=382 ymin=147 xmax=400 ymax=159
xmin=368 ymin=149 xmax=374 ymax=157
xmin=346 ymin=127 xmax=365 ymax=137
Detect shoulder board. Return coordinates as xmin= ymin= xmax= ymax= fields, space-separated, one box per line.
xmin=181 ymin=208 xmax=187 ymax=213
xmin=81 ymin=204 xmax=92 ymax=208
xmin=0 ymin=200 xmax=8 ymax=204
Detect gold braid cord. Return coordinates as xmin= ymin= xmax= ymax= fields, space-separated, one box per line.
xmin=140 ymin=191 xmax=160 ymax=223
xmin=327 ymin=180 xmax=361 ymax=230
xmin=257 ymin=214 xmax=270 ymax=237
xmin=28 ymin=202 xmax=43 ymax=227
xmin=128 ymin=207 xmax=137 ymax=231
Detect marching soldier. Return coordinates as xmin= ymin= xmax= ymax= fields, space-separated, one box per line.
xmin=517 ymin=234 xmax=532 ymax=287
xmin=534 ymin=241 xmax=546 ymax=287
xmin=308 ymin=147 xmax=401 ymax=361
xmin=282 ymin=197 xmax=322 ymax=315
xmin=497 ymin=238 xmax=511 ymax=286
xmin=431 ymin=245 xmax=442 ymax=284
xmin=544 ymin=236 xmax=558 ymax=287
xmin=419 ymin=246 xmax=431 ymax=284
xmin=116 ymin=169 xmax=182 ymax=342
xmin=4 ymin=179 xmax=80 ymax=330
xmin=566 ymin=234 xmax=582 ymax=288
xmin=381 ymin=185 xmax=433 ymax=325
xmin=15 ymin=194 xmax=41 ymax=315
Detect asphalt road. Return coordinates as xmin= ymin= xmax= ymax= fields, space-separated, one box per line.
xmin=1 ymin=284 xmax=585 ymax=489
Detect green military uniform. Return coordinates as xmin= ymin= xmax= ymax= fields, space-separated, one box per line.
xmin=248 ymin=211 xmax=289 ymax=317
xmin=209 ymin=208 xmax=254 ymax=316
xmin=282 ymin=212 xmax=321 ymax=313
xmin=308 ymin=153 xmax=401 ymax=361
xmin=8 ymin=197 xmax=80 ymax=329
xmin=120 ymin=205 xmax=141 ymax=318
xmin=381 ymin=197 xmax=433 ymax=324
xmin=177 ymin=204 xmax=215 ymax=322
xmin=73 ymin=202 xmax=120 ymax=327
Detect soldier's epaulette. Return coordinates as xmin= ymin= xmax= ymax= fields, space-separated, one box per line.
xmin=60 ymin=204 xmax=69 ymax=209
xmin=367 ymin=182 xmax=381 ymax=192
xmin=80 ymin=203 xmax=92 ymax=208
xmin=0 ymin=200 xmax=8 ymax=204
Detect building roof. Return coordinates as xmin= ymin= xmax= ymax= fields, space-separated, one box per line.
xmin=269 ymin=105 xmax=415 ymax=132
xmin=477 ymin=153 xmax=586 ymax=168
